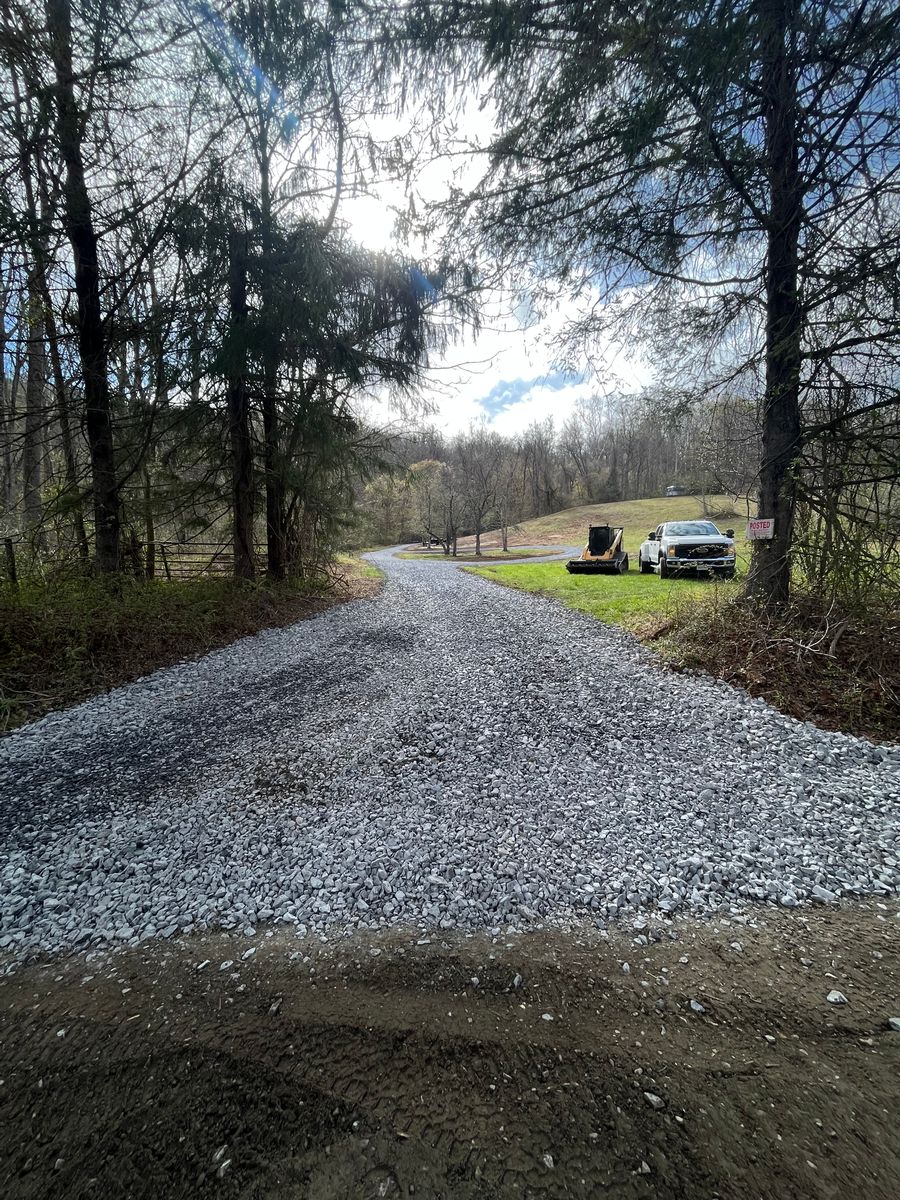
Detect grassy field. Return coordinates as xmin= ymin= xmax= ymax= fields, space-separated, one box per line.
xmin=466 ymin=494 xmax=750 ymax=633
xmin=457 ymin=493 xmax=752 ymax=552
xmin=469 ymin=560 xmax=738 ymax=635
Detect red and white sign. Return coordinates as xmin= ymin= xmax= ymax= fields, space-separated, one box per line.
xmin=747 ymin=518 xmax=775 ymax=540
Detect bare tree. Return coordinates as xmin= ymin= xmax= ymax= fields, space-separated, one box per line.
xmin=456 ymin=424 xmax=501 ymax=555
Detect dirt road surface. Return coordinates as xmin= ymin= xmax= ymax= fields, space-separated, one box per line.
xmin=2 ymin=905 xmax=898 ymax=1199
xmin=1 ymin=552 xmax=897 ymax=1196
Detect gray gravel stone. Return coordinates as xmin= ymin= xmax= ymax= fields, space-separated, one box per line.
xmin=0 ymin=547 xmax=897 ymax=959
xmin=811 ymin=885 xmax=839 ymax=903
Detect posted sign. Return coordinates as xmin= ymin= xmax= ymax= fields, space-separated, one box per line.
xmin=747 ymin=518 xmax=775 ymax=540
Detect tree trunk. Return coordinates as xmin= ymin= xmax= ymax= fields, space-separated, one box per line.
xmin=4 ymin=537 xmax=18 ymax=587
xmin=475 ymin=526 xmax=481 ymax=555
xmin=258 ymin=154 xmax=286 ymax=581
xmin=47 ymin=0 xmax=120 ymax=572
xmin=227 ymin=230 xmax=256 ymax=581
xmin=22 ymin=276 xmax=45 ymax=540
xmin=126 ymin=527 xmax=143 ymax=578
xmin=0 ymin=281 xmax=11 ymax=511
xmin=45 ymin=302 xmax=89 ymax=561
xmin=746 ymin=0 xmax=803 ymax=609
xmin=31 ymin=163 xmax=90 ymax=560
xmin=143 ymin=467 xmax=155 ymax=579
xmin=262 ymin=385 xmax=285 ymax=579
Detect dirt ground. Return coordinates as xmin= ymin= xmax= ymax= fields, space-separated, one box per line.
xmin=1 ymin=905 xmax=898 ymax=1200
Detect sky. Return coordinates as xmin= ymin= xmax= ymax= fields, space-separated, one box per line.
xmin=341 ymin=196 xmax=653 ymax=437
xmin=204 ymin=4 xmax=654 ymax=438
xmin=349 ymin=272 xmax=652 ymax=436
xmin=337 ymin=107 xmax=652 ymax=438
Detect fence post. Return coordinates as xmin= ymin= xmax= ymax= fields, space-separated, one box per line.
xmin=159 ymin=543 xmax=172 ymax=581
xmin=4 ymin=537 xmax=17 ymax=588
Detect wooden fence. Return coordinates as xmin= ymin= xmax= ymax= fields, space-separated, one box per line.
xmin=0 ymin=537 xmax=268 ymax=584
xmin=153 ymin=542 xmax=267 ymax=580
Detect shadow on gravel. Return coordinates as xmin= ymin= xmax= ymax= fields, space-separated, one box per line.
xmin=2 ymin=905 xmax=898 ymax=1199
xmin=0 ymin=622 xmax=412 ymax=841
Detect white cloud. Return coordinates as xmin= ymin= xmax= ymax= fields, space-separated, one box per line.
xmin=489 ymin=380 xmax=594 ymax=435
xmin=414 ymin=288 xmax=652 ymax=434
xmin=343 ymin=94 xmax=654 ymax=435
xmin=360 ymin=293 xmax=652 ymax=436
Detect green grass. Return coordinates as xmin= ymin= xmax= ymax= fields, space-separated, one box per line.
xmin=465 ymin=494 xmax=751 ymax=632
xmin=337 ymin=552 xmax=383 ymax=579
xmin=468 ymin=560 xmax=740 ymax=634
xmin=457 ymin=494 xmax=752 ymax=553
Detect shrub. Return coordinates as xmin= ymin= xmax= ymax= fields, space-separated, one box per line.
xmin=662 ymin=590 xmax=899 ymax=742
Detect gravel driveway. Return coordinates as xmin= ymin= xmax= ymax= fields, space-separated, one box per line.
xmin=1 ymin=550 xmax=897 ymax=959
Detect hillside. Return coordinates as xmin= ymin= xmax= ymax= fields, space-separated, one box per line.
xmin=458 ymin=494 xmax=754 ymax=554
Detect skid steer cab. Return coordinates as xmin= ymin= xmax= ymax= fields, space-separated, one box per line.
xmin=566 ymin=525 xmax=629 ymax=574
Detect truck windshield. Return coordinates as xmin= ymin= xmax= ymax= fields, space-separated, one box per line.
xmin=665 ymin=522 xmax=720 ymax=535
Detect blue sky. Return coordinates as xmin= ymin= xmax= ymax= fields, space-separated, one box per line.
xmin=361 ymin=290 xmax=651 ymax=434
xmin=475 ymin=370 xmax=586 ymax=419
xmin=418 ymin=290 xmax=651 ymax=434
xmin=342 ymin=103 xmax=652 ymax=434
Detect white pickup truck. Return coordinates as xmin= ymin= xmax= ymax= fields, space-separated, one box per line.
xmin=638 ymin=520 xmax=736 ymax=579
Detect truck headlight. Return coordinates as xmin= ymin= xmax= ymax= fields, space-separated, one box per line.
xmin=725 ymin=542 xmax=735 ymax=553
xmin=667 ymin=546 xmax=677 ymax=556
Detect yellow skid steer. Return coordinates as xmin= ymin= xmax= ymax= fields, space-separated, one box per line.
xmin=566 ymin=525 xmax=629 ymax=574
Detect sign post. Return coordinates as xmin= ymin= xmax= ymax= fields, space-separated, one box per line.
xmin=746 ymin=518 xmax=775 ymax=541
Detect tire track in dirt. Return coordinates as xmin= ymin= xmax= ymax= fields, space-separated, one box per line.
xmin=1 ymin=906 xmax=898 ymax=1198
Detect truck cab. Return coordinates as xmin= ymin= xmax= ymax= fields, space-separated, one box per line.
xmin=639 ymin=521 xmax=736 ymax=579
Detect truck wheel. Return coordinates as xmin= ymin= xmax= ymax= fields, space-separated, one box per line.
xmin=639 ymin=554 xmax=652 ymax=574
xmin=659 ymin=556 xmax=669 ymax=578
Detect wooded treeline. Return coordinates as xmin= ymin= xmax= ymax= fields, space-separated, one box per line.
xmin=406 ymin=0 xmax=900 ymax=609
xmin=0 ymin=0 xmax=470 ymax=583
xmin=359 ymin=392 xmax=758 ymax=552
xmin=2 ymin=0 xmax=898 ymax=612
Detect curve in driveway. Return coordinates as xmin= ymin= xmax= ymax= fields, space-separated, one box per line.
xmin=394 ymin=544 xmax=581 ymax=563
xmin=0 ymin=548 xmax=897 ymax=959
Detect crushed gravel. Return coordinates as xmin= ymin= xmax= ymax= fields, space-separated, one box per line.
xmin=1 ymin=549 xmax=897 ymax=960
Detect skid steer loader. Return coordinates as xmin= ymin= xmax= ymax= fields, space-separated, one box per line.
xmin=565 ymin=525 xmax=629 ymax=574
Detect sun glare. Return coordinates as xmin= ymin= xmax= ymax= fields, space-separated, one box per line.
xmin=340 ymin=194 xmax=401 ymax=252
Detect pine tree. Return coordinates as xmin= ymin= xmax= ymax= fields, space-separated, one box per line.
xmin=410 ymin=0 xmax=900 ymax=607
